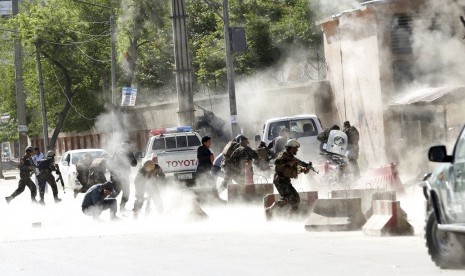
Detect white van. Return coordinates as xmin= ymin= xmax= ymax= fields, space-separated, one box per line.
xmin=255 ymin=114 xmax=323 ymax=161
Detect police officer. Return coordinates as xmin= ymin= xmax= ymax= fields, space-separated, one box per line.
xmin=36 ymin=150 xmax=62 ymax=204
xmin=265 ymin=139 xmax=310 ymax=220
xmin=5 ymin=146 xmax=38 ymax=204
xmin=109 ymin=141 xmax=137 ymax=211
xmin=229 ymin=136 xmax=259 ymax=183
xmin=343 ymin=121 xmax=360 ymax=178
xmin=133 ymin=160 xmax=165 ymax=218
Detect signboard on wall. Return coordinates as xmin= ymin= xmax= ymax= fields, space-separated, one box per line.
xmin=121 ymin=87 xmax=137 ymax=107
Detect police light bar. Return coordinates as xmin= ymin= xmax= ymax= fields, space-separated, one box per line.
xmin=150 ymin=126 xmax=193 ymax=136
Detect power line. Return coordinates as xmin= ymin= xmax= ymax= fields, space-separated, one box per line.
xmin=74 ymin=43 xmax=111 ymax=63
xmin=52 ymin=68 xmax=97 ymax=121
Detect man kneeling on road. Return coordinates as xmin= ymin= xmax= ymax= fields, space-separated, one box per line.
xmin=81 ymin=181 xmax=119 ymax=220
xmin=265 ymin=139 xmax=310 ymax=220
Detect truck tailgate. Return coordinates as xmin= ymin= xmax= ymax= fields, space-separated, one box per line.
xmin=157 ymin=149 xmax=198 ymax=174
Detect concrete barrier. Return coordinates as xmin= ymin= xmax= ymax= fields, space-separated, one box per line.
xmin=331 ymin=189 xmax=398 ymax=219
xmin=227 ymin=183 xmax=274 ymax=203
xmin=330 ymin=189 xmax=379 ymax=217
xmin=361 ymin=163 xmax=404 ymax=193
xmin=364 ymin=191 xmax=397 ymax=219
xmin=362 ymin=200 xmax=413 ymax=236
xmin=264 ymin=191 xmax=319 ymax=220
xmin=304 ymin=198 xmax=367 ymax=231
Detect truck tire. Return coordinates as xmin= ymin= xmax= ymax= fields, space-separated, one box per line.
xmin=425 ymin=211 xmax=465 ymax=268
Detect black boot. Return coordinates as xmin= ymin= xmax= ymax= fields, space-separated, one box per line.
xmin=5 ymin=196 xmax=13 ymax=204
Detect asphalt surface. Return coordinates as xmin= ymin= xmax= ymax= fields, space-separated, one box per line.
xmin=0 ymin=169 xmax=463 ymax=276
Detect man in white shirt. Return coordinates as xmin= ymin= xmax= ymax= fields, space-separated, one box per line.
xmin=32 ymin=147 xmax=45 ymax=191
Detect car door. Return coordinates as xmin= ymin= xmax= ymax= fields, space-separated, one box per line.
xmin=452 ymin=128 xmax=465 ymax=223
xmin=59 ymin=152 xmax=71 ymax=186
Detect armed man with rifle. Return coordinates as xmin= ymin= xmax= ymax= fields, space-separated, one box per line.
xmin=36 ymin=150 xmax=62 ymax=205
xmin=265 ymin=139 xmax=317 ymax=220
xmin=54 ymin=163 xmax=65 ymax=193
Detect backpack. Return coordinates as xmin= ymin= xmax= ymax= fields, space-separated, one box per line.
xmin=222 ymin=140 xmax=239 ymax=158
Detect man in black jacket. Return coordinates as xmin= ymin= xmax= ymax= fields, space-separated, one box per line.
xmin=5 ymin=146 xmax=38 ymax=204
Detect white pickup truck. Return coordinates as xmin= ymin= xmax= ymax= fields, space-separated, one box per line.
xmin=254 ymin=114 xmax=323 ymax=161
xmin=142 ymin=126 xmax=201 ymax=182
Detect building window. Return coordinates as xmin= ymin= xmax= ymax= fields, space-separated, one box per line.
xmin=391 ymin=14 xmax=412 ymax=54
xmin=393 ymin=60 xmax=413 ymax=91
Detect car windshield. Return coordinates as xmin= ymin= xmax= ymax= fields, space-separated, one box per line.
xmin=71 ymin=150 xmax=105 ymax=165
xmin=268 ymin=119 xmax=318 ymax=140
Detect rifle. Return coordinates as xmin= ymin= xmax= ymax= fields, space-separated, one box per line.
xmin=295 ymin=158 xmax=319 ymax=174
xmin=54 ymin=164 xmax=66 ymax=193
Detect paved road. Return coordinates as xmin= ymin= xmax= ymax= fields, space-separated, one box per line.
xmin=0 ymin=170 xmax=463 ymax=276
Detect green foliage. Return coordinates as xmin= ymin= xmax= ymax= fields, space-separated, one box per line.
xmin=187 ymin=0 xmax=322 ymax=92
xmin=0 ymin=0 xmax=322 ymax=143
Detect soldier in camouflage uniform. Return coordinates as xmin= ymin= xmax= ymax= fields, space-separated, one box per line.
xmin=36 ymin=150 xmax=62 ymax=204
xmin=73 ymin=154 xmax=94 ymax=197
xmin=5 ymin=146 xmax=38 ymax=204
xmin=255 ymin=141 xmax=274 ymax=171
xmin=265 ymin=139 xmax=309 ymax=220
xmin=133 ymin=160 xmax=165 ymax=218
xmin=220 ymin=135 xmax=242 ymax=187
xmin=88 ymin=153 xmax=110 ymax=186
xmin=343 ymin=121 xmax=360 ymax=178
xmin=74 ymin=153 xmax=110 ymax=198
xmin=228 ymin=136 xmax=259 ymax=184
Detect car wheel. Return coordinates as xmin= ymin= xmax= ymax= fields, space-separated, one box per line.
xmin=425 ymin=211 xmax=465 ymax=268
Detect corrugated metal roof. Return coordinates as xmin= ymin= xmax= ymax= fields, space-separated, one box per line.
xmin=391 ymin=86 xmax=465 ymax=106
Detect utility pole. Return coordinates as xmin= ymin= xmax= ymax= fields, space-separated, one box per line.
xmin=12 ymin=0 xmax=28 ymax=155
xmin=171 ymin=0 xmax=195 ymax=127
xmin=35 ymin=42 xmax=49 ymax=150
xmin=222 ymin=0 xmax=238 ymax=137
xmin=203 ymin=0 xmax=238 ymax=137
xmin=110 ymin=8 xmax=117 ymax=107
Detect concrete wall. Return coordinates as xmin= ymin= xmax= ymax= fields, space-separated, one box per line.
xmin=33 ymin=82 xmax=332 ymax=156
xmin=322 ymin=8 xmax=388 ymax=167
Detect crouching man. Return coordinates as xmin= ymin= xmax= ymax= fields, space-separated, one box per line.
xmin=81 ymin=181 xmax=119 ymax=220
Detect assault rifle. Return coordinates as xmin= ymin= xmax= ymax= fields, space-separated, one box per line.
xmin=295 ymin=158 xmax=319 ymax=174
xmin=54 ymin=164 xmax=65 ymax=193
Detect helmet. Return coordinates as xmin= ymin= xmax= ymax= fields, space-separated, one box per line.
xmin=25 ymin=146 xmax=34 ymax=153
xmin=235 ymin=134 xmax=248 ymax=142
xmin=143 ymin=160 xmax=156 ymax=171
xmin=285 ymin=139 xmax=300 ymax=148
xmin=46 ymin=150 xmax=55 ymax=157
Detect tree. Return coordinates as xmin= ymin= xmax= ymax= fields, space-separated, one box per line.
xmin=117 ymin=0 xmax=176 ymax=101
xmin=187 ymin=0 xmax=322 ymax=92
xmin=2 ymin=0 xmax=110 ymax=148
